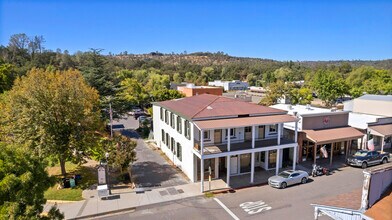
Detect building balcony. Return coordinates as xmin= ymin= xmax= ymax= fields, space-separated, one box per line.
xmin=194 ymin=138 xmax=296 ymax=155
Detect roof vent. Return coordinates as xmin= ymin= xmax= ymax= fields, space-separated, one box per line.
xmin=206 ymin=106 xmax=213 ymax=110
xmin=306 ymin=104 xmax=311 ymax=110
xmin=288 ymin=105 xmax=293 ymax=110
xmin=331 ymin=107 xmax=337 ymax=112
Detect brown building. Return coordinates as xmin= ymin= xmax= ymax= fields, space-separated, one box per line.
xmin=177 ymin=84 xmax=223 ymax=97
xmin=271 ymin=104 xmax=364 ymax=165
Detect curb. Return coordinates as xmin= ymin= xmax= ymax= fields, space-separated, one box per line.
xmin=68 ymin=195 xmax=205 ymax=220
xmin=47 ymin=200 xmax=82 ymax=204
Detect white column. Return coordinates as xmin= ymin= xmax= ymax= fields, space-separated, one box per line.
xmin=200 ymin=158 xmax=204 ymax=192
xmin=278 ymin=123 xmax=282 ymax=145
xmin=252 ymin=125 xmax=256 ymax=148
xmin=226 ymin=156 xmax=230 ymax=187
xmin=381 ymin=137 xmax=385 ymax=152
xmin=200 ymin=129 xmax=204 ymax=155
xmin=227 ymin=128 xmax=231 ymax=151
xmin=293 ymin=146 xmax=297 ymax=170
xmin=251 ymin=152 xmax=255 ymax=183
xmin=294 ymin=121 xmax=298 ymax=143
xmin=275 ymin=149 xmax=280 ymax=175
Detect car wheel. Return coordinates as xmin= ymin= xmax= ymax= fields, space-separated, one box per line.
xmin=382 ymin=158 xmax=388 ymax=164
xmin=361 ymin=162 xmax=368 ymax=169
xmin=301 ymin=177 xmax=307 ymax=184
xmin=280 ymin=182 xmax=287 ymax=189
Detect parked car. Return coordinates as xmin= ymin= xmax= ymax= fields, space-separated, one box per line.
xmin=268 ymin=170 xmax=309 ymax=189
xmin=138 ymin=116 xmax=151 ymax=123
xmin=347 ymin=150 xmax=389 ymax=169
xmin=128 ymin=108 xmax=143 ymax=116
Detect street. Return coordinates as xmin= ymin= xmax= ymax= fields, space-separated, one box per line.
xmin=101 ymin=166 xmax=364 ymax=220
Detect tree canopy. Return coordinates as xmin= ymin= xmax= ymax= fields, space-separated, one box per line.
xmin=0 ymin=68 xmax=102 ymax=176
xmin=0 ymin=143 xmax=63 ymax=220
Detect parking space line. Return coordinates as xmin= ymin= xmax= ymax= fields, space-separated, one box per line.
xmin=213 ymin=198 xmax=240 ymax=220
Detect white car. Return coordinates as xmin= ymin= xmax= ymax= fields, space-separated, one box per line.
xmin=268 ymin=170 xmax=309 ymax=189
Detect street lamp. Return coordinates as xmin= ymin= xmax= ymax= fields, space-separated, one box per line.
xmin=105 ymin=152 xmax=112 ymax=195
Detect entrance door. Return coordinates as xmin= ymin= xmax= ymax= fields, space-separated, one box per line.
xmin=258 ymin=125 xmax=265 ymax=139
xmin=230 ymin=156 xmax=238 ymax=175
xmin=214 ymin=129 xmax=222 ymax=144
xmin=245 ymin=127 xmax=252 ymax=141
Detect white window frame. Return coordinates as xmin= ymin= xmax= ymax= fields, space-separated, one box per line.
xmin=203 ymin=130 xmax=211 ymax=141
xmin=269 ymin=124 xmax=277 ymax=134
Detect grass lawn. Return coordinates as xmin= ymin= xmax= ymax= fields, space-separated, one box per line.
xmin=45 ymin=161 xmax=97 ymax=201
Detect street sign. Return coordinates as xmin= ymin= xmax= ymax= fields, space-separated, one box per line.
xmin=98 ymin=166 xmax=106 ymax=184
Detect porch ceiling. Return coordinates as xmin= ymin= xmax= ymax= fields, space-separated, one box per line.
xmin=194 ymin=114 xmax=299 ymax=130
xmin=203 ymin=138 xmax=295 ymax=155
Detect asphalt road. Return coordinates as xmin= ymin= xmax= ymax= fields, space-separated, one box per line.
xmin=101 ymin=166 xmax=365 ymax=220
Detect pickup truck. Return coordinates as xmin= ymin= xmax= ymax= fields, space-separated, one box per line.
xmin=347 ymin=150 xmax=390 ymax=169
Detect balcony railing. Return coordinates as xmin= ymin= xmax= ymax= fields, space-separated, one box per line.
xmin=194 ymin=138 xmax=296 ymax=155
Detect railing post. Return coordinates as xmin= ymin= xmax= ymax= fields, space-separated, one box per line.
xmin=200 ymin=129 xmax=204 ymax=155
xmin=277 ymin=123 xmax=281 ymax=145
xmin=227 ymin=128 xmax=231 ymax=151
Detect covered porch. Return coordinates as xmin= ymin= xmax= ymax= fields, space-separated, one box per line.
xmin=302 ymin=127 xmax=365 ymax=166
xmin=368 ymin=123 xmax=392 ymax=153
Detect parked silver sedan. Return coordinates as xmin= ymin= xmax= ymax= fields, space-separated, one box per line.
xmin=268 ymin=170 xmax=309 ymax=189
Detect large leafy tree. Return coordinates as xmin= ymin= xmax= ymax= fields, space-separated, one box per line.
xmin=1 ymin=68 xmax=102 ymax=176
xmin=290 ymin=87 xmax=313 ymax=105
xmin=311 ymin=69 xmax=348 ymax=107
xmin=0 ymin=63 xmax=17 ymax=93
xmin=259 ymin=81 xmax=293 ymax=106
xmin=0 ymin=143 xmax=63 ymax=220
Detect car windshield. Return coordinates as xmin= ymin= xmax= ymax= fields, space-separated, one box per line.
xmin=278 ymin=172 xmax=290 ymax=178
xmin=354 ymin=151 xmax=368 ymax=157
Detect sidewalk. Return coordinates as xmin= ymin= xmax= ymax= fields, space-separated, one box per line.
xmin=44 ymin=183 xmax=204 ymax=220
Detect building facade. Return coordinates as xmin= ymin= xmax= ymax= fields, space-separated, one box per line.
xmin=271 ymin=104 xmax=364 ymax=165
xmin=177 ymin=84 xmax=223 ymax=97
xmin=153 ymin=94 xmax=299 ymax=192
xmin=208 ymin=80 xmax=249 ymax=91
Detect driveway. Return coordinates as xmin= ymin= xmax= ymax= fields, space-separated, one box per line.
xmin=116 ymin=116 xmax=188 ymax=188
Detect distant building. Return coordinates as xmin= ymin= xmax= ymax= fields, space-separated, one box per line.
xmin=344 ymin=94 xmax=392 ymax=152
xmin=208 ymin=80 xmax=249 ymax=91
xmin=170 ymin=82 xmax=187 ymax=90
xmin=344 ymin=94 xmax=392 ymax=117
xmin=177 ymin=83 xmax=223 ymax=97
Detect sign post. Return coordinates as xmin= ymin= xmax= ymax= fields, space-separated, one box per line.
xmin=98 ymin=166 xmax=106 ymax=185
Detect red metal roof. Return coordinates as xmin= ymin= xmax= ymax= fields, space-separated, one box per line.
xmin=194 ymin=114 xmax=298 ymax=130
xmin=304 ymin=127 xmax=364 ymax=144
xmin=154 ymin=94 xmax=286 ymax=120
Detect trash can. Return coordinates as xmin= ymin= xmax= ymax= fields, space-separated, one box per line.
xmin=62 ymin=178 xmax=70 ymax=188
xmin=70 ymin=178 xmax=76 ymax=188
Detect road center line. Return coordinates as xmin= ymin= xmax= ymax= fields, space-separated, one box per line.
xmin=213 ymin=198 xmax=240 ymax=220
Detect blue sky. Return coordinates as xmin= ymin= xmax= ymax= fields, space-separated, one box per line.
xmin=1 ymin=0 xmax=391 ymax=61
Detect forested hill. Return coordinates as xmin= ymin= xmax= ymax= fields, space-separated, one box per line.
xmin=115 ymin=52 xmax=392 ymax=69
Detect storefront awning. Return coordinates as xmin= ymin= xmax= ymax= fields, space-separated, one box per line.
xmin=304 ymin=127 xmax=364 ymax=145
xmin=194 ymin=114 xmax=299 ymax=130
xmin=368 ymin=124 xmax=392 ymax=137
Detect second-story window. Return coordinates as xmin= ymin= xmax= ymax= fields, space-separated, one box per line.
xmin=177 ymin=116 xmax=182 ymax=134
xmin=185 ymin=120 xmax=191 ymax=140
xmin=269 ymin=124 xmax=277 ymax=134
xmin=203 ymin=130 xmax=210 ymax=141
xmin=170 ymin=113 xmax=175 ymax=129
xmin=165 ymin=110 xmax=169 ymax=124
xmin=226 ymin=128 xmax=236 ymax=139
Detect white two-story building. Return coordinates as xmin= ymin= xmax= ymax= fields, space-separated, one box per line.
xmin=152 ymin=94 xmax=299 ymax=192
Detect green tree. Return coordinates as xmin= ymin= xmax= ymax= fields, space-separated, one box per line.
xmin=173 ymin=73 xmax=183 ymax=84
xmin=290 ymin=87 xmax=313 ymax=105
xmin=118 ymin=78 xmax=150 ymax=107
xmin=246 ymin=73 xmax=257 ymax=86
xmin=311 ymin=70 xmax=348 ymax=107
xmin=0 ymin=143 xmax=64 ymax=220
xmin=273 ymin=67 xmax=293 ymax=82
xmin=151 ymin=89 xmax=184 ymax=102
xmin=259 ymin=81 xmax=292 ymax=106
xmin=0 ymin=63 xmax=16 ymax=93
xmin=1 ymin=69 xmax=102 ymax=176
